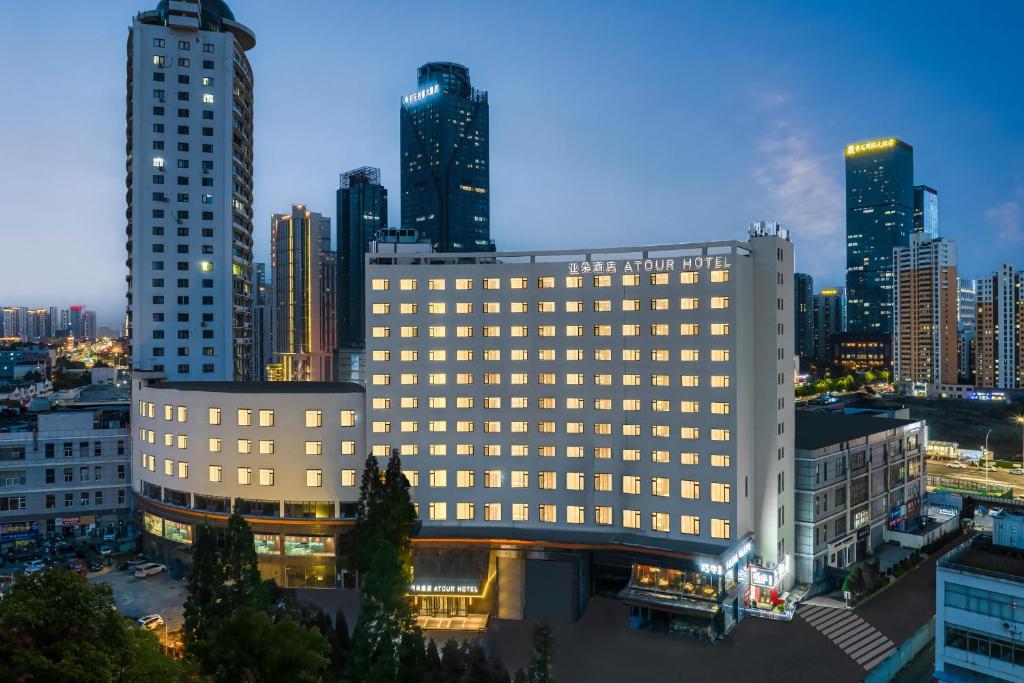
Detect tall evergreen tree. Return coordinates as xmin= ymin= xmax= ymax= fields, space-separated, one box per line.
xmin=183 ymin=522 xmax=224 ymax=648
xmin=526 ymin=622 xmax=555 ymax=683
xmin=222 ymin=505 xmax=267 ymax=611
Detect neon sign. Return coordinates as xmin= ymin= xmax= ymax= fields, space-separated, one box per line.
xmin=403 ymin=84 xmax=439 ymax=105
xmin=568 ymin=255 xmax=732 ymax=275
xmin=845 ymin=138 xmax=898 ymax=156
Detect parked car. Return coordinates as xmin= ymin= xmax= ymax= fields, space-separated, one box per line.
xmin=103 ymin=530 xmax=117 ymax=542
xmin=136 ymin=614 xmax=165 ymax=631
xmin=23 ymin=560 xmax=46 ymax=575
xmin=1009 ymin=467 xmax=1024 ymax=476
xmin=87 ymin=558 xmax=104 ymax=572
xmin=947 ymin=460 xmax=967 ymax=469
xmin=66 ymin=561 xmax=87 ymax=575
xmin=133 ymin=563 xmax=166 ymax=579
xmin=119 ymin=556 xmax=147 ymax=571
xmin=990 ymin=507 xmax=1006 ymax=517
xmin=980 ymin=464 xmax=999 ymax=472
xmin=98 ymin=545 xmax=113 ymax=556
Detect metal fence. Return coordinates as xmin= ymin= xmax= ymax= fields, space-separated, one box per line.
xmin=861 ymin=617 xmax=934 ymax=683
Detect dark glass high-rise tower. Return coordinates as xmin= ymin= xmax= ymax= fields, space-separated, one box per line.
xmin=337 ymin=167 xmax=388 ymax=352
xmin=794 ymin=273 xmax=814 ymax=361
xmin=913 ymin=185 xmax=938 ymax=237
xmin=844 ymin=137 xmax=914 ymax=334
xmin=400 ymin=62 xmax=493 ymax=252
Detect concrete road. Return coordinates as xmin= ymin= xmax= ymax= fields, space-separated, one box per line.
xmin=927 ymin=461 xmax=1023 ymax=495
xmin=87 ymin=565 xmax=187 ymax=633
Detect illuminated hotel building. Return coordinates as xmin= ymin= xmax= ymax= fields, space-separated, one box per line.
xmin=132 ymin=224 xmax=794 ymax=634
xmin=125 ymin=0 xmax=256 ymax=380
xmin=845 ymin=137 xmax=914 ymax=335
xmin=893 ymin=234 xmax=958 ymax=392
xmin=270 ymin=206 xmax=335 ymax=382
xmin=400 ymin=62 xmax=493 ymax=253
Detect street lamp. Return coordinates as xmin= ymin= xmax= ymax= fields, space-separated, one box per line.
xmin=1015 ymin=416 xmax=1024 ymax=465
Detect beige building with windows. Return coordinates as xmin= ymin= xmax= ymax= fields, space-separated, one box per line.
xmin=131 ymin=224 xmax=795 ymax=635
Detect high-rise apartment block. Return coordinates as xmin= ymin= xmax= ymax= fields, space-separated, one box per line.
xmin=845 ymin=138 xmax=914 ymax=334
xmin=913 ymin=185 xmax=938 ymax=237
xmin=400 ymin=62 xmax=492 ymax=253
xmin=336 ymin=167 xmax=388 ymax=377
xmin=975 ymin=264 xmax=1023 ymax=388
xmin=270 ymin=206 xmax=335 ymax=381
xmin=893 ymin=234 xmax=958 ymax=390
xmin=794 ymin=273 xmax=814 ymax=361
xmin=126 ymin=0 xmax=256 ymax=380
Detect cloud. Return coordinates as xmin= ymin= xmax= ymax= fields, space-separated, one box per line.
xmin=985 ymin=200 xmax=1022 ymax=243
xmin=749 ymin=96 xmax=845 ymax=280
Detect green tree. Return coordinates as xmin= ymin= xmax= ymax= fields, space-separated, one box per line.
xmin=345 ymin=451 xmax=422 ymax=683
xmin=222 ymin=506 xmax=268 ymax=611
xmin=183 ymin=522 xmax=225 ymax=649
xmin=204 ymin=607 xmax=330 ymax=683
xmin=526 ymin=622 xmax=555 ymax=683
xmin=0 ymin=570 xmax=185 ymax=682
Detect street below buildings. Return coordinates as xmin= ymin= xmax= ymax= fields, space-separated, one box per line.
xmin=926 ymin=460 xmax=1023 ymax=496
xmin=87 ymin=564 xmax=186 ymax=635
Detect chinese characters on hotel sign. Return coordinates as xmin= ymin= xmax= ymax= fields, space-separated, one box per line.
xmin=568 ymin=255 xmax=732 ymax=275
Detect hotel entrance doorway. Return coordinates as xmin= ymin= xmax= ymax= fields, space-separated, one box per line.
xmin=416 ymin=595 xmax=468 ymax=618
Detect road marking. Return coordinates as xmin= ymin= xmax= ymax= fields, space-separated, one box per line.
xmin=799 ymin=605 xmax=895 ymax=670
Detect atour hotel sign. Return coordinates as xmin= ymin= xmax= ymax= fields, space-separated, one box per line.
xmin=569 ymin=255 xmax=732 ymax=275
xmin=845 ymin=138 xmax=898 ymax=156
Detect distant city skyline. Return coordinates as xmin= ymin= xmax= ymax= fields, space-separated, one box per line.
xmin=1 ymin=1 xmax=1021 ymax=326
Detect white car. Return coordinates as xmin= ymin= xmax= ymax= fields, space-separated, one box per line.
xmin=133 ymin=563 xmax=166 ymax=579
xmin=947 ymin=461 xmax=967 ymax=469
xmin=136 ymin=614 xmax=165 ymax=631
xmin=23 ymin=560 xmax=46 ymax=575
xmin=1009 ymin=467 xmax=1024 ymax=476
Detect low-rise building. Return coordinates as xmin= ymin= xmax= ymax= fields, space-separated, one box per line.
xmin=794 ymin=411 xmax=926 ymax=587
xmin=0 ymin=405 xmax=132 ymax=552
xmin=936 ymin=511 xmax=1024 ymax=682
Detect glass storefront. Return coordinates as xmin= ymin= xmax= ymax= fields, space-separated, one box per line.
xmin=143 ymin=511 xmax=162 ymax=536
xmin=254 ymin=533 xmax=280 ymax=555
xmin=162 ymin=519 xmax=192 ymax=544
xmin=284 ymin=562 xmax=336 ymax=589
xmin=632 ymin=564 xmax=734 ymax=600
xmin=284 ymin=535 xmax=335 ymax=557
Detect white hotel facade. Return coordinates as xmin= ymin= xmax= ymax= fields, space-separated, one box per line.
xmin=131 ymin=223 xmax=794 ymax=634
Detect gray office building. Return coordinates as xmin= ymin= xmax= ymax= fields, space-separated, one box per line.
xmin=794 ymin=273 xmax=814 ymax=361
xmin=913 ymin=185 xmax=938 ymax=237
xmin=400 ymin=62 xmax=493 ymax=253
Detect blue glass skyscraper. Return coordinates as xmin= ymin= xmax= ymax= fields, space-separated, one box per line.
xmin=400 ymin=62 xmax=492 ymax=252
xmin=336 ymin=167 xmax=388 ymax=352
xmin=844 ymin=138 xmax=914 ymax=334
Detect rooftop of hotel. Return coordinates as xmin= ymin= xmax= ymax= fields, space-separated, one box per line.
xmin=150 ymin=381 xmax=364 ymax=394
xmin=795 ymin=410 xmax=920 ymax=451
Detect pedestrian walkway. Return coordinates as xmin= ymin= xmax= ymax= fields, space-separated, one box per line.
xmin=799 ymin=604 xmax=896 ymax=671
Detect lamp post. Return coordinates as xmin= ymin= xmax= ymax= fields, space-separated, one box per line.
xmin=1015 ymin=416 xmax=1024 ymax=465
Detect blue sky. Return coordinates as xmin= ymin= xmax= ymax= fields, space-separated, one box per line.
xmin=1 ymin=1 xmax=1021 ymax=326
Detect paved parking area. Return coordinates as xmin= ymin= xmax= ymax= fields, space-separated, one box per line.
xmin=87 ymin=565 xmax=187 ymax=633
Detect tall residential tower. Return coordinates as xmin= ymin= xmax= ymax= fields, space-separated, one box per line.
xmin=400 ymin=62 xmax=492 ymax=253
xmin=126 ymin=0 xmax=255 ymax=380
xmin=844 ymin=138 xmax=914 ymax=334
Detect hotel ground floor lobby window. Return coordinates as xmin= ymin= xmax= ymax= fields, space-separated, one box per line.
xmin=285 ymin=561 xmax=337 ymax=589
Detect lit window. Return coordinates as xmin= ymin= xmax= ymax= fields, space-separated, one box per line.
xmin=711 ymin=375 xmax=731 ymax=388
xmin=429 ymin=502 xmax=447 ymax=520
xmin=399 ymin=278 xmax=418 ymax=291
xmin=651 ymin=424 xmax=670 ymax=438
xmin=400 ymin=420 xmax=419 ymax=433
xmin=651 ymin=477 xmax=670 ymax=497
xmin=622 ymin=475 xmax=640 ymax=495
xmin=237 ymin=467 xmax=252 ymax=485
xmin=680 ymin=427 xmax=700 ymax=440
xmin=457 ymin=470 xmax=476 ymax=488
xmin=622 ymin=324 xmax=640 ymax=336
xmin=372 ymin=303 xmax=390 ymax=314
xmin=202 ymin=93 xmax=214 ymax=103
xmin=710 ymin=269 xmax=729 ymax=283
xmin=372 ymin=350 xmax=391 ymax=362
xmin=681 ymin=452 xmax=699 ymax=465
xmin=595 ymin=506 xmax=612 ymax=525
xmin=400 ymin=373 xmax=418 ymax=385
xmin=341 ymin=441 xmax=356 ymax=455
xmin=208 ymin=408 xmax=222 ymax=425
xmin=681 ymin=480 xmax=700 ymax=499
xmin=650 ymin=273 xmax=669 ymax=285
xmin=679 ymin=349 xmax=699 ymax=362
xmin=680 ymin=400 xmax=699 ymax=413
xmin=622 ymin=509 xmax=640 ymax=529
xmin=565 ymin=300 xmax=583 ymax=312
xmin=483 ymin=302 xmax=501 ymax=314
xmin=711 ymin=428 xmax=731 ymax=442
xmin=622 ymin=299 xmax=640 ymax=312
xmin=650 ymin=374 xmax=669 ymax=387
xmin=456 ymin=326 xmax=474 ymax=338
xmin=711 ymin=323 xmax=730 ymax=336
xmin=680 ymin=515 xmax=700 ymax=535
xmin=537 ymin=301 xmax=556 ymax=313
xmin=512 ymin=503 xmax=529 ymax=521
xmin=650 ymin=324 xmax=669 ymax=336
xmin=622 ymin=349 xmax=640 ymax=361
xmin=567 ymin=506 xmax=585 ymax=524
xmin=259 ymin=440 xmax=274 ymax=455
xmin=429 ymin=278 xmax=446 ymax=290
xmin=622 ymin=399 xmax=640 ymax=411
xmin=651 ymin=512 xmax=670 ymax=532
xmin=237 ymin=409 xmax=252 ymax=426
xmin=482 ymin=277 xmax=501 ymax=290
xmin=680 ymin=298 xmax=699 ymax=310
xmin=510 ymin=277 xmax=528 ymax=289
xmin=340 ymin=410 xmax=357 ymax=427
xmin=711 ymin=402 xmax=730 ymax=414
xmin=208 ymin=437 xmax=221 ymax=452
xmin=404 ymin=470 xmax=419 ymax=486
xmin=565 ymin=275 xmax=583 ymax=288
xmin=594 ymin=473 xmax=612 ymax=491
xmin=622 ymin=274 xmax=639 ymax=286
xmin=430 ymin=444 xmax=448 ymax=456
xmin=539 ymin=504 xmax=557 ymax=523
xmin=341 ymin=470 xmax=357 ymax=487
xmin=711 ymin=349 xmax=731 ymax=362
xmin=209 ymin=465 xmax=222 ymax=482
xmin=429 ymin=420 xmax=447 ymax=432
xmin=711 ymin=454 xmax=731 ymax=467
xmin=594 ymin=275 xmax=612 ymax=287
xmin=237 ymin=439 xmax=252 ymax=454
xmin=565 ymin=325 xmax=584 ymax=337
xmin=455 ymin=278 xmax=473 ymax=290
xmin=511 ymin=302 xmax=529 ymax=313
xmin=457 ymin=502 xmax=476 ymax=520
xmin=680 ymin=375 xmax=699 ymax=387
xmin=429 ymin=470 xmax=447 ymax=488
xmin=305 ymin=441 xmax=323 ymax=455
xmin=429 ymin=373 xmax=447 ymax=385
xmin=711 ymin=296 xmax=730 ymax=309
xmin=538 ymin=471 xmax=557 ymax=490
xmin=371 ymin=278 xmax=389 ymax=291
xmin=680 ymin=324 xmax=699 ymax=335
xmin=511 ymin=471 xmax=529 ymax=488
xmin=400 ymin=325 xmax=418 ymax=338
xmin=711 ymin=518 xmax=731 ymax=539
xmin=372 ymin=373 xmax=391 ymax=385
xmin=305 ymin=410 xmax=322 ymax=428
xmin=680 ymin=272 xmax=699 ymax=284
xmin=622 ymin=423 xmax=640 ymax=436
xmin=711 ymin=483 xmax=731 ymax=503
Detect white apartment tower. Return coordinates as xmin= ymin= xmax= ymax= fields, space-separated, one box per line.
xmin=126 ymin=0 xmax=255 ymax=380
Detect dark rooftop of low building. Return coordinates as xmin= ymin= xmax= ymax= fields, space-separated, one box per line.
xmin=941 ymin=535 xmax=1024 ymax=583
xmin=152 ymin=381 xmax=364 ymax=394
xmin=795 ymin=410 xmax=920 ymax=451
